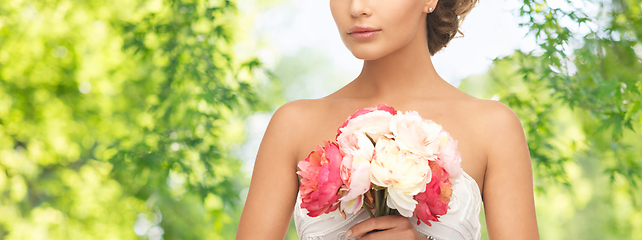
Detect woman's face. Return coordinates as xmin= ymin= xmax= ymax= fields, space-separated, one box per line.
xmin=330 ymin=0 xmax=431 ymax=60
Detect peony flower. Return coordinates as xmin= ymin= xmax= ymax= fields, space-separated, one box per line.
xmin=297 ymin=141 xmax=344 ymax=217
xmin=337 ymin=129 xmax=375 ymax=164
xmin=338 ymin=111 xmax=395 ymax=144
xmin=436 ymin=131 xmax=463 ymax=180
xmin=389 ymin=112 xmax=442 ymax=160
xmin=338 ymin=131 xmax=374 ymax=214
xmin=339 ymin=160 xmax=370 ymax=213
xmin=413 ymin=162 xmax=453 ymax=226
xmin=336 ymin=104 xmax=397 ymax=139
xmin=370 ymin=138 xmax=431 ymax=217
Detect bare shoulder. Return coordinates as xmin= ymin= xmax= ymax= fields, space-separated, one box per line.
xmin=265 ymin=99 xmax=335 ymax=158
xmin=452 ymin=98 xmax=528 ymax=170
xmin=271 ymin=99 xmax=317 ymax=122
xmin=467 ymin=99 xmax=525 ymax=138
xmin=265 ymin=100 xmax=315 ymax=153
xmin=269 ymin=99 xmax=324 ymax=135
xmin=443 ymin=88 xmax=523 ymax=130
xmin=271 ymin=99 xmax=330 ymax=124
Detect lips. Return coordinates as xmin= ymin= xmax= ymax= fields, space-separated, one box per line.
xmin=348 ymin=25 xmax=381 ymax=40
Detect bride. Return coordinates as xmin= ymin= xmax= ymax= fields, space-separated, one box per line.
xmin=237 ymin=0 xmax=540 ymax=239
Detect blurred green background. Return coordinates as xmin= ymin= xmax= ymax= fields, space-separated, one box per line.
xmin=0 ymin=0 xmax=640 ymax=239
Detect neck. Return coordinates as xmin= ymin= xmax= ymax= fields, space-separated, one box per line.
xmin=351 ymin=29 xmax=448 ymax=101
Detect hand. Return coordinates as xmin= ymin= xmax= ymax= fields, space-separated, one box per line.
xmin=345 ymin=215 xmax=427 ymax=240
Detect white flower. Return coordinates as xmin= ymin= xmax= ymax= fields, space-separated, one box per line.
xmin=389 ymin=112 xmax=442 ymax=159
xmin=370 ymin=138 xmax=431 ymax=217
xmin=338 ymin=111 xmax=393 ymax=144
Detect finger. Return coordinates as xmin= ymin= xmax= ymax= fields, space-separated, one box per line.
xmin=346 ymin=215 xmax=406 ymax=238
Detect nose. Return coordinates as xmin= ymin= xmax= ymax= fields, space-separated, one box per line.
xmin=349 ymin=0 xmax=372 ymax=18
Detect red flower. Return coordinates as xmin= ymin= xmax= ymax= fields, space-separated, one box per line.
xmin=297 ymin=141 xmax=344 ymax=217
xmin=413 ymin=162 xmax=453 ymax=226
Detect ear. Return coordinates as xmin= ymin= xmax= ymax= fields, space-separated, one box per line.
xmin=423 ymin=0 xmax=439 ymax=13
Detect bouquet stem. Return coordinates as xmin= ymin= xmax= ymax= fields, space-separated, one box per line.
xmin=364 ymin=205 xmax=375 ymax=218
xmin=374 ymin=189 xmax=382 ymax=217
xmin=374 ymin=188 xmax=391 ymax=217
xmin=384 ymin=191 xmax=391 ymax=216
xmin=371 ymin=188 xmax=399 ymax=217
xmin=363 ymin=191 xmax=376 ymax=218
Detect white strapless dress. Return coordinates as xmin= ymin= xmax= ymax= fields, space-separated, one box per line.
xmin=293 ymin=171 xmax=482 ymax=240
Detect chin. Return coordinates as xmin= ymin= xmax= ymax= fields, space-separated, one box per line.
xmin=347 ymin=45 xmax=393 ymax=60
xmin=351 ymin=52 xmax=381 ymax=60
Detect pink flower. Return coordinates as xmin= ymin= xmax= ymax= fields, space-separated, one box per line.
xmin=339 ymin=159 xmax=371 ymax=213
xmin=338 ymin=131 xmax=373 ymax=214
xmin=336 ymin=104 xmax=397 ymax=138
xmin=297 ymin=141 xmax=344 ymax=217
xmin=436 ymin=131 xmax=463 ymax=180
xmin=413 ymin=162 xmax=453 ymax=226
xmin=374 ymin=104 xmax=397 ymax=115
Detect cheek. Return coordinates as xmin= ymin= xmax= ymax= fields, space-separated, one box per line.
xmin=329 ymin=0 xmax=348 ymax=31
xmin=379 ymin=2 xmax=424 ymax=44
xmin=330 ymin=0 xmax=351 ymax=46
xmin=357 ymin=5 xmax=424 ymax=59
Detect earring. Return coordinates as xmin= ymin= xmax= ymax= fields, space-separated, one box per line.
xmin=429 ymin=7 xmax=433 ymax=12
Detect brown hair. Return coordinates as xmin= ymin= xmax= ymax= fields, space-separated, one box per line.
xmin=426 ymin=0 xmax=479 ymax=55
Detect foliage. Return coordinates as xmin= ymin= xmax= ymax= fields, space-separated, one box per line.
xmin=518 ymin=0 xmax=641 ymax=136
xmin=514 ymin=0 xmax=642 ymax=181
xmin=0 ymin=0 xmax=270 ymax=239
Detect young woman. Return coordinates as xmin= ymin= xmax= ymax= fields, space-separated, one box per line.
xmin=237 ymin=0 xmax=540 ymax=239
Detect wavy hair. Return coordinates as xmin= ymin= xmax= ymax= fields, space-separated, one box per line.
xmin=426 ymin=0 xmax=479 ymax=55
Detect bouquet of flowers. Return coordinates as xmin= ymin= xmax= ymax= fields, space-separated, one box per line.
xmin=297 ymin=104 xmax=463 ymax=226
